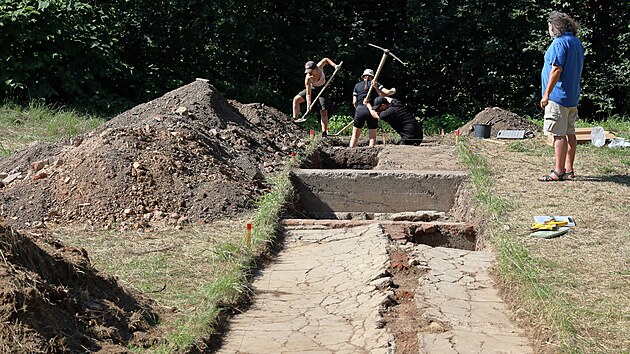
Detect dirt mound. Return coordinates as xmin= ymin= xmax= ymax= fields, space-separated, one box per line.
xmin=0 ymin=80 xmax=307 ymax=229
xmin=459 ymin=107 xmax=542 ymax=137
xmin=0 ymin=220 xmax=164 ymax=352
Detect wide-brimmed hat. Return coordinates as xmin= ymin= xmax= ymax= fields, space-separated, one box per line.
xmin=361 ymin=69 xmax=375 ymax=78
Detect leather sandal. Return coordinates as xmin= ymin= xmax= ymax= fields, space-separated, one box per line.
xmin=564 ymin=170 xmax=576 ymax=180
xmin=539 ymin=170 xmax=564 ymax=182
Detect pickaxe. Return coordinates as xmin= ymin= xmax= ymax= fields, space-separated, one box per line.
xmin=332 ymin=44 xmax=406 ymax=136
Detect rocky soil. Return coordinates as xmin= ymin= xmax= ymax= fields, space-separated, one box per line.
xmin=0 ymin=80 xmax=307 ymax=230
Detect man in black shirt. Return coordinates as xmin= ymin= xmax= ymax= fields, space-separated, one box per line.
xmin=365 ymin=95 xmax=423 ymax=145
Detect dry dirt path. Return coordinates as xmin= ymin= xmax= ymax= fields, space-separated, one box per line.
xmin=217 ymin=145 xmax=534 ymax=353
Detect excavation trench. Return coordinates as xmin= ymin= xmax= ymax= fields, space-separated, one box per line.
xmin=289 ymin=146 xmax=475 ymax=250
xmin=218 ymin=146 xmax=532 ymax=353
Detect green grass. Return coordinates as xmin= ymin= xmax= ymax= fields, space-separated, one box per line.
xmin=0 ymin=101 xmax=105 ymax=153
xmin=457 ymin=139 xmax=585 ymax=352
xmin=458 ymin=140 xmax=513 ymax=218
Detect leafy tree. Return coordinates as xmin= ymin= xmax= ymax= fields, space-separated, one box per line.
xmin=0 ymin=0 xmax=132 ymax=111
xmin=1 ymin=0 xmax=628 ymax=120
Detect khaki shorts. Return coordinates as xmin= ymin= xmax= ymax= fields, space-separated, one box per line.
xmin=543 ymin=100 xmax=578 ymax=136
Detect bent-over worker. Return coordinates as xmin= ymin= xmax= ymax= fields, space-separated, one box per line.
xmin=364 ymin=94 xmax=423 ymax=146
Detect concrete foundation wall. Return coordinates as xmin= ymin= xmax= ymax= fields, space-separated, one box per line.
xmin=291 ymin=169 xmax=467 ymax=213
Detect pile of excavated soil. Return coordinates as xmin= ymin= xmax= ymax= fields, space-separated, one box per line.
xmin=459 ymin=107 xmax=542 ymax=137
xmin=0 ymin=80 xmax=307 ymax=229
xmin=0 ymin=221 xmax=164 ymax=352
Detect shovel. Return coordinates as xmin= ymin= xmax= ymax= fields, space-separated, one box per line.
xmin=295 ymin=61 xmax=343 ymax=123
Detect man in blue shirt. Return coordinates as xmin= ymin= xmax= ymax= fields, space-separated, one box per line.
xmin=539 ymin=11 xmax=584 ymax=182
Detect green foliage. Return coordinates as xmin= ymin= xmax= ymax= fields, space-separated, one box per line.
xmin=423 ymin=113 xmax=467 ymax=135
xmin=0 ymin=0 xmax=133 ymax=113
xmin=1 ymin=1 xmax=629 ymax=120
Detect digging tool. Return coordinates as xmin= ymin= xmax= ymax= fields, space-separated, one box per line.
xmin=364 ymin=43 xmax=406 ymax=101
xmin=332 ymin=44 xmax=406 ymax=136
xmin=295 ymin=61 xmax=343 ymax=123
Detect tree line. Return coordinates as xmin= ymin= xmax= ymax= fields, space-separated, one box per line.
xmin=1 ymin=0 xmax=628 ymax=121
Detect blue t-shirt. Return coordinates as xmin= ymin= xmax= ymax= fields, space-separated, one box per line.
xmin=541 ymin=32 xmax=584 ymax=107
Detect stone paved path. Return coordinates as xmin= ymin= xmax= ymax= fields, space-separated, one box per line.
xmin=218 ymin=223 xmax=393 ymax=353
xmin=218 ymin=223 xmax=534 ymax=353
xmin=407 ymin=244 xmax=533 ymax=354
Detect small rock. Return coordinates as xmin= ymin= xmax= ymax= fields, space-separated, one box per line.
xmin=71 ymin=137 xmax=83 ymax=147
xmin=175 ymin=106 xmax=189 ymax=116
xmin=176 ymin=216 xmax=188 ymax=225
xmin=123 ymin=208 xmax=134 ymax=215
xmin=370 ymin=277 xmax=393 ymax=290
xmin=375 ymin=318 xmax=387 ymax=329
xmin=133 ymin=162 xmax=141 ymax=169
xmin=427 ymin=321 xmax=443 ymax=332
xmin=32 ymin=172 xmax=48 ymax=181
xmin=31 ymin=160 xmax=48 ymax=172
xmin=99 ymin=128 xmax=113 ymax=138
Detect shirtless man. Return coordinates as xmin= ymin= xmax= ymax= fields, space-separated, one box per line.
xmin=292 ymin=58 xmax=340 ymax=136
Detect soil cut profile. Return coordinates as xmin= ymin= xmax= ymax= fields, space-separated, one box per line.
xmin=0 ymin=221 xmax=163 ymax=352
xmin=0 ymin=80 xmax=306 ymax=230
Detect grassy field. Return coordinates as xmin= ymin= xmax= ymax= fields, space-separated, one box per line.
xmin=2 ymin=103 xmax=628 ymax=352
xmin=0 ymin=102 xmax=104 ymax=157
xmin=459 ymin=118 xmax=630 ymax=353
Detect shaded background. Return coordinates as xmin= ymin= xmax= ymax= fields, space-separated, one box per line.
xmin=1 ymin=0 xmax=628 ymax=121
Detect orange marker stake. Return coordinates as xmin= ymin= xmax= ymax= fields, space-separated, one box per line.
xmin=291 ymin=151 xmax=295 ymax=162
xmin=309 ymin=129 xmax=314 ymax=140
xmin=455 ymin=129 xmax=460 ymax=144
xmin=441 ymin=128 xmax=445 ymax=136
xmin=246 ymin=223 xmax=252 ymax=248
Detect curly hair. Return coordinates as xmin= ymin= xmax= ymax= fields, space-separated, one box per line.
xmin=548 ymin=11 xmax=580 ymax=37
